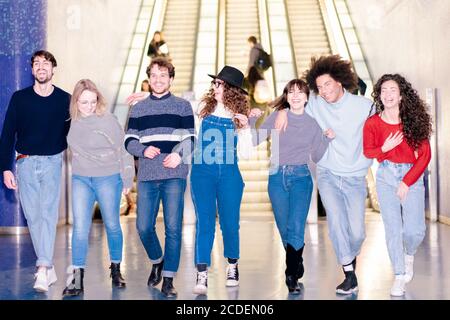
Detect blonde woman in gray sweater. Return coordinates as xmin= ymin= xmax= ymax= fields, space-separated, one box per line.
xmin=63 ymin=79 xmax=134 ymax=296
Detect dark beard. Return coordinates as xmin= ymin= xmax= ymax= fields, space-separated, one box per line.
xmin=34 ymin=71 xmax=53 ymax=84
xmin=35 ymin=77 xmax=51 ymax=85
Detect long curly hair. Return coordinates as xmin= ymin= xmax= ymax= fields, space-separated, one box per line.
xmin=372 ymin=74 xmax=432 ymax=149
xmin=199 ymin=82 xmax=249 ymax=129
xmin=304 ymin=54 xmax=357 ymax=94
xmin=269 ymin=79 xmax=310 ymax=111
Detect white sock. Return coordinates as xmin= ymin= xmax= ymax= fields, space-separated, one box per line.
xmin=343 ymin=264 xmax=354 ymax=272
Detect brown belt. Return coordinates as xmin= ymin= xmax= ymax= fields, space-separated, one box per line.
xmin=16 ymin=154 xmax=29 ymax=161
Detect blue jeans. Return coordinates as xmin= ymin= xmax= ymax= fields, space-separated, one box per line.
xmin=191 ymin=163 xmax=244 ymax=266
xmin=268 ymin=165 xmax=313 ymax=250
xmin=17 ymin=153 xmax=63 ymax=267
xmin=376 ymin=160 xmax=425 ymax=275
xmin=136 ymin=178 xmax=186 ymax=277
xmin=317 ymin=167 xmax=367 ymax=265
xmin=71 ymin=174 xmax=123 ymax=268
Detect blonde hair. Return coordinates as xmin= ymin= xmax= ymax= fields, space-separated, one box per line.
xmin=70 ymin=79 xmax=107 ymax=120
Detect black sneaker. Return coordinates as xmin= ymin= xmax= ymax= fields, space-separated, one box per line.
xmin=336 ymin=270 xmax=358 ymax=295
xmin=226 ymin=263 xmax=239 ymax=287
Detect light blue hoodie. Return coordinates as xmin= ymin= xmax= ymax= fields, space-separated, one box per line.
xmin=306 ymin=90 xmax=373 ymax=177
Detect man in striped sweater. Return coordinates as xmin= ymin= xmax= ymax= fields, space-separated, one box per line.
xmin=125 ymin=58 xmax=195 ymax=297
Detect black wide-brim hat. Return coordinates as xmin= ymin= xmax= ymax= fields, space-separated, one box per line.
xmin=208 ymin=65 xmax=248 ymax=95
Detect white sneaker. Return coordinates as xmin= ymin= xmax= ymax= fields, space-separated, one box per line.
xmin=193 ymin=271 xmax=208 ymax=295
xmin=225 ymin=263 xmax=239 ymax=287
xmin=404 ymin=254 xmax=414 ymax=283
xmin=390 ymin=275 xmax=405 ymax=296
xmin=47 ymin=266 xmax=57 ymax=286
xmin=33 ymin=267 xmax=49 ymax=292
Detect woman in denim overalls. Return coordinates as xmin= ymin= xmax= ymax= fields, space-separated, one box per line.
xmin=191 ymin=66 xmax=250 ymax=295
xmin=363 ymin=74 xmax=431 ymax=297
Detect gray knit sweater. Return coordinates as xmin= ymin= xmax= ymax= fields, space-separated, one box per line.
xmin=250 ymin=110 xmax=330 ymax=166
xmin=67 ymin=112 xmax=135 ymax=188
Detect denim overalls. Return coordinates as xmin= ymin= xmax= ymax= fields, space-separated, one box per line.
xmin=191 ymin=115 xmax=244 ymax=266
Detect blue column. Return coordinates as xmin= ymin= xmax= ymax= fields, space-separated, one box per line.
xmin=0 ymin=0 xmax=47 ymax=232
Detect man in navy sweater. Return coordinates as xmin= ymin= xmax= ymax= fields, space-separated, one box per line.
xmin=0 ymin=50 xmax=71 ymax=292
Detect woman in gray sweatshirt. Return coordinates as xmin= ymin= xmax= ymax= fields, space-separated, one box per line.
xmin=249 ymin=79 xmax=333 ymax=294
xmin=62 ymin=79 xmax=134 ymax=296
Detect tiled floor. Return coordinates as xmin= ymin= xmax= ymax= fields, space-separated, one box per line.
xmin=1 ymin=211 xmax=449 ymax=300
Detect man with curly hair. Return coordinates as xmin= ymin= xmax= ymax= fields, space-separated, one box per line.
xmin=363 ymin=74 xmax=431 ymax=296
xmin=275 ymin=55 xmax=373 ymax=295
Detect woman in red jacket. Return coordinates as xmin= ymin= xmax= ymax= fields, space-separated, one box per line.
xmin=363 ymin=74 xmax=431 ymax=297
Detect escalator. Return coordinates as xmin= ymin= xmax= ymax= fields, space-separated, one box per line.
xmin=111 ymin=0 xmax=377 ymax=219
xmin=161 ymin=0 xmax=200 ymax=96
xmin=285 ymin=0 xmax=331 ymax=76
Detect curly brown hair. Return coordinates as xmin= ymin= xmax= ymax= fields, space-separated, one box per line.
xmin=372 ymin=74 xmax=432 ymax=149
xmin=269 ymin=79 xmax=309 ymax=111
xmin=146 ymin=57 xmax=175 ymax=78
xmin=304 ymin=55 xmax=357 ymax=94
xmin=199 ymin=82 xmax=250 ymax=129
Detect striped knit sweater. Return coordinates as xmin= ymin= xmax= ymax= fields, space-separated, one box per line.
xmin=125 ymin=93 xmax=195 ymax=181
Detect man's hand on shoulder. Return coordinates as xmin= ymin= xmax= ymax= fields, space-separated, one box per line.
xmin=126 ymin=92 xmax=150 ymax=106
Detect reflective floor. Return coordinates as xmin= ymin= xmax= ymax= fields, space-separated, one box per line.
xmin=1 ymin=211 xmax=449 ymax=300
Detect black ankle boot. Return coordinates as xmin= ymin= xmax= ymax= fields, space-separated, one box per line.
xmin=62 ymin=267 xmax=84 ymax=296
xmin=285 ymin=275 xmax=301 ymax=294
xmin=161 ymin=277 xmax=177 ymax=297
xmin=147 ymin=260 xmax=164 ymax=287
xmin=110 ymin=263 xmax=126 ymax=288
xmin=296 ymin=245 xmax=305 ymax=279
xmin=285 ymin=244 xmax=300 ymax=294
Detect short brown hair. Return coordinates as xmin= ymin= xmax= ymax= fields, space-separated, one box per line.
xmin=146 ymin=57 xmax=175 ymax=78
xmin=31 ymin=50 xmax=57 ymax=67
xmin=247 ymin=36 xmax=257 ymax=44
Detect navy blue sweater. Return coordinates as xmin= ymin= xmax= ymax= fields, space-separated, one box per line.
xmin=0 ymin=86 xmax=71 ymax=171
